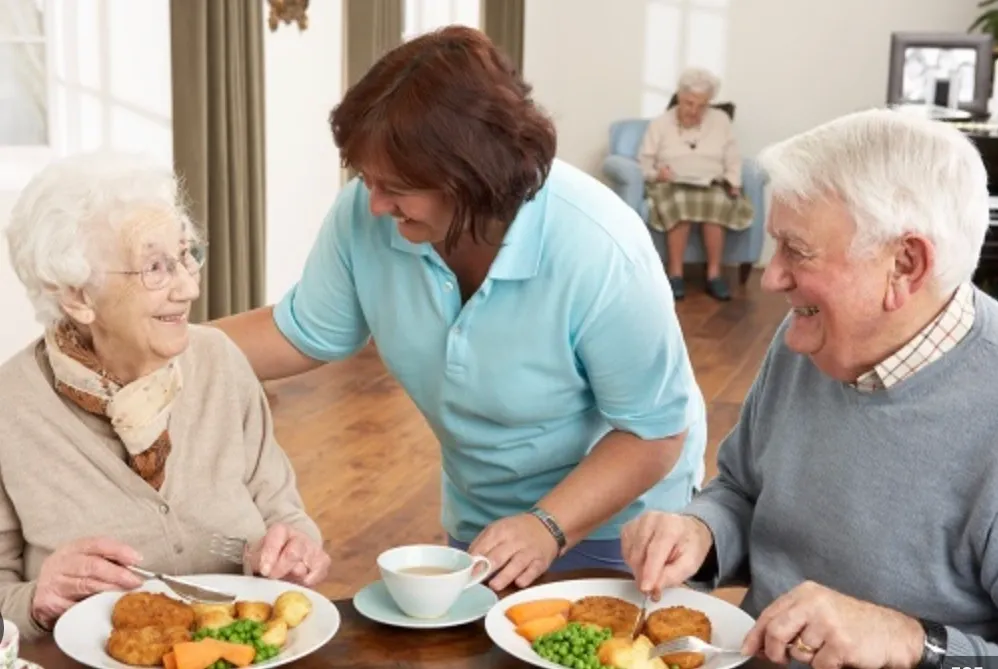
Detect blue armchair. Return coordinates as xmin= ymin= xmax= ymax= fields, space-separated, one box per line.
xmin=601 ymin=118 xmax=768 ymax=283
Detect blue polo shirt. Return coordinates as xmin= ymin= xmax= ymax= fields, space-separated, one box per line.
xmin=274 ymin=158 xmax=706 ymax=543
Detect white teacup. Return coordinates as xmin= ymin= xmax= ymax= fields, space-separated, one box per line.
xmin=0 ymin=619 xmax=18 ymax=669
xmin=378 ymin=544 xmax=492 ymax=619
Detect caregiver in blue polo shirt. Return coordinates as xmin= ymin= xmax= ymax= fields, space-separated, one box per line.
xmin=214 ymin=25 xmax=707 ymax=592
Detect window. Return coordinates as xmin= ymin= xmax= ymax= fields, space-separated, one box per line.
xmin=403 ymin=0 xmax=479 ymax=41
xmin=0 ymin=0 xmax=56 ymax=189
xmin=0 ymin=0 xmax=171 ymax=190
xmin=642 ymin=0 xmax=729 ymax=117
xmin=50 ymin=0 xmax=172 ymax=165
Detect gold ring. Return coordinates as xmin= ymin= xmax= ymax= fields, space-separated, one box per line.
xmin=794 ymin=637 xmax=817 ymax=655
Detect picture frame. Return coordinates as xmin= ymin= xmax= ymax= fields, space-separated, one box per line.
xmin=886 ymin=31 xmax=995 ymax=117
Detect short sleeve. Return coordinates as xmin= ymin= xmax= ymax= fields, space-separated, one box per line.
xmin=273 ymin=182 xmax=371 ymax=361
xmin=575 ymin=249 xmax=702 ymax=440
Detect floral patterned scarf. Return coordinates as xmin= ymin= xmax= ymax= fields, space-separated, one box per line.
xmin=43 ymin=320 xmax=182 ymax=490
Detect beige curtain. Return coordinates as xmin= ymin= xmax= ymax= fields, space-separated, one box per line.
xmin=341 ymin=0 xmax=403 ymax=183
xmin=343 ymin=0 xmax=404 ymax=89
xmin=481 ymin=0 xmax=524 ymax=73
xmin=170 ymin=0 xmax=267 ymax=322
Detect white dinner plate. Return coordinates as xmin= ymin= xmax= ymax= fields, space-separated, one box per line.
xmin=53 ymin=574 xmax=340 ymax=669
xmin=485 ymin=578 xmax=755 ymax=669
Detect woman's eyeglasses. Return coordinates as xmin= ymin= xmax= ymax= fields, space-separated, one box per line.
xmin=107 ymin=242 xmax=208 ymax=291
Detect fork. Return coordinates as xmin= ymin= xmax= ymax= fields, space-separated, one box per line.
xmin=210 ymin=533 xmax=248 ymax=566
xmin=647 ymin=636 xmax=747 ymax=661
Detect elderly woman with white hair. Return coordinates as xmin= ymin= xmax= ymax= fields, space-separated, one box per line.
xmin=638 ymin=67 xmax=753 ymax=301
xmin=0 ymin=152 xmax=331 ymax=639
xmin=622 ymin=108 xmax=998 ymax=667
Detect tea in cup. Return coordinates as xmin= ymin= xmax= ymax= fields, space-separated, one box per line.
xmin=377 ymin=544 xmax=492 ymax=619
xmin=0 ymin=619 xmax=18 ymax=669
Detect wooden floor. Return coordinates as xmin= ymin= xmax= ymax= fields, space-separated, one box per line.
xmin=263 ymin=270 xmax=789 ymax=602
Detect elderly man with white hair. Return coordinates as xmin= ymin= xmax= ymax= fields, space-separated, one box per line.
xmin=621 ymin=108 xmax=998 ymax=668
xmin=0 ymin=151 xmax=330 ymax=640
xmin=638 ymin=66 xmax=754 ymax=301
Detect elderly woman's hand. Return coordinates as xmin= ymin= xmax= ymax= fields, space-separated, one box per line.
xmin=657 ymin=166 xmax=674 ymax=182
xmin=245 ymin=523 xmax=331 ymax=588
xmin=741 ymin=580 xmax=924 ymax=669
xmin=620 ymin=511 xmax=713 ymax=595
xmin=31 ymin=536 xmax=144 ymax=629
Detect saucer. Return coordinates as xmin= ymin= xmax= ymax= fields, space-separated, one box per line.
xmin=353 ymin=579 xmax=498 ymax=629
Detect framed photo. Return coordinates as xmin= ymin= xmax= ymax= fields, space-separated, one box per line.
xmin=886 ymin=31 xmax=994 ymax=116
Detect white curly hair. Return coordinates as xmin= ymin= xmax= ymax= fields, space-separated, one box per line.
xmin=676 ymin=67 xmax=720 ymax=100
xmin=5 ymin=151 xmax=200 ymax=328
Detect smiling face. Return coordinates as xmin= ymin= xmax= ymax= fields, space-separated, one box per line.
xmin=64 ymin=206 xmax=203 ymax=382
xmin=761 ymin=197 xmax=907 ymax=381
xmin=360 ymin=165 xmax=456 ymax=246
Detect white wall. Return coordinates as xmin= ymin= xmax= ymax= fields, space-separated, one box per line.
xmin=263 ymin=0 xmax=343 ymax=304
xmin=523 ymin=0 xmax=983 ymax=262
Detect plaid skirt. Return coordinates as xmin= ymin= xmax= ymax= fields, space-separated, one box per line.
xmin=645 ymin=181 xmax=754 ymax=233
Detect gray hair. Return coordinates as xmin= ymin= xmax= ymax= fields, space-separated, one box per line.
xmin=677 ymin=67 xmax=720 ymax=100
xmin=5 ymin=151 xmax=198 ymax=327
xmin=757 ymin=108 xmax=989 ymax=295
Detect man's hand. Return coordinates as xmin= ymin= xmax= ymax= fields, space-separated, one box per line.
xmin=32 ymin=537 xmax=144 ymax=629
xmin=621 ymin=512 xmax=713 ymax=596
xmin=741 ymin=580 xmax=925 ymax=669
xmin=468 ymin=513 xmax=559 ymax=591
xmin=245 ymin=523 xmax=331 ymax=587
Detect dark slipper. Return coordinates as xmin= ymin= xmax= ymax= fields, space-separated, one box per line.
xmin=669 ymin=276 xmax=685 ymax=300
xmin=706 ymin=276 xmax=731 ymax=301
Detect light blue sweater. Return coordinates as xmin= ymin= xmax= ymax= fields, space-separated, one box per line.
xmin=685 ymin=286 xmax=998 ymax=660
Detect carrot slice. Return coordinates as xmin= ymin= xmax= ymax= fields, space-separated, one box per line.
xmin=205 ymin=640 xmax=256 ymax=668
xmin=162 ymin=651 xmax=178 ymax=669
xmin=515 ymin=613 xmax=568 ymax=642
xmin=171 ymin=641 xmax=223 ymax=669
xmin=505 ymin=599 xmax=573 ymax=626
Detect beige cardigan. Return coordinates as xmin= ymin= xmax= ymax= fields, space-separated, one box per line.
xmin=0 ymin=326 xmax=321 ymax=640
xmin=638 ymin=107 xmax=742 ymax=187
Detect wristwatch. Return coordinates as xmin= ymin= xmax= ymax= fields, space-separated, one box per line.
xmin=528 ymin=506 xmax=567 ymax=553
xmin=914 ymin=619 xmax=946 ymax=669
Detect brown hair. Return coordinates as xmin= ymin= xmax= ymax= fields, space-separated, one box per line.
xmin=329 ymin=25 xmax=557 ymax=251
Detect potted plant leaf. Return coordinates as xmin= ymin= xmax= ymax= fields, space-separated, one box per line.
xmin=970 ymin=0 xmax=998 ymax=54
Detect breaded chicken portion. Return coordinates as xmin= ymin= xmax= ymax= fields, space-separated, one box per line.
xmin=111 ymin=592 xmax=196 ymax=631
xmin=106 ymin=625 xmax=191 ymax=666
xmin=642 ymin=606 xmax=712 ymax=669
xmin=568 ymin=596 xmax=640 ymax=637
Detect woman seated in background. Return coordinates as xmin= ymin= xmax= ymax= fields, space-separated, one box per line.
xmin=0 ymin=152 xmax=331 ymax=639
xmin=638 ymin=67 xmax=754 ymax=301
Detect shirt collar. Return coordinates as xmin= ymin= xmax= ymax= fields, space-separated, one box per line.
xmin=388 ymin=187 xmax=548 ymax=282
xmin=851 ymin=282 xmax=976 ymax=392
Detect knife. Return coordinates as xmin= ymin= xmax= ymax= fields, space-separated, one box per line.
xmin=126 ymin=565 xmax=237 ymax=603
xmin=630 ymin=594 xmax=649 ymax=640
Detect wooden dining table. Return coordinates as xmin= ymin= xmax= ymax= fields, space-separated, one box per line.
xmin=18 ymin=569 xmax=777 ymax=669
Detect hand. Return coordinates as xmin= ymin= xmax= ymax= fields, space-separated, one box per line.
xmin=620 ymin=512 xmax=713 ymax=596
xmin=468 ymin=513 xmax=559 ymax=591
xmin=32 ymin=536 xmax=144 ymax=629
xmin=657 ymin=166 xmax=674 ymax=182
xmin=741 ymin=580 xmax=924 ymax=669
xmin=245 ymin=523 xmax=331 ymax=587
xmin=726 ymin=184 xmax=741 ymax=199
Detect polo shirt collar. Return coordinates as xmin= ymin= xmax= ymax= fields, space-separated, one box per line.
xmin=388 ymin=192 xmax=548 ymax=281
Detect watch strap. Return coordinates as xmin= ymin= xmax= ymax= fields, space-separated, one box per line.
xmin=915 ymin=619 xmax=947 ymax=669
xmin=529 ymin=507 xmax=567 ymax=552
